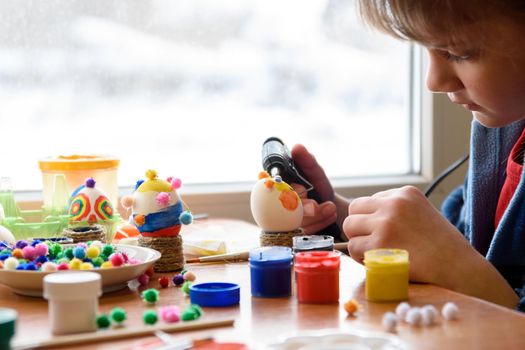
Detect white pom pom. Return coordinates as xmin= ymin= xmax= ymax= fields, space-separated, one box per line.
xmin=382 ymin=312 xmax=398 ymax=333
xmin=442 ymin=302 xmax=459 ymax=320
xmin=395 ymin=302 xmax=411 ymax=320
xmin=127 ymin=279 xmax=141 ymax=292
xmin=421 ymin=305 xmax=438 ymax=326
xmin=405 ymin=307 xmax=422 ymax=326
xmin=3 ymin=257 xmax=19 ymax=270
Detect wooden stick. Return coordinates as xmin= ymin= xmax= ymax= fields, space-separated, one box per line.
xmin=12 ymin=318 xmax=235 ymax=349
xmin=186 ymin=251 xmax=249 ymax=263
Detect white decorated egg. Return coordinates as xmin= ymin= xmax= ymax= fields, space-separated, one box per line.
xmin=250 ymin=172 xmax=303 ymax=232
xmin=69 ymin=178 xmax=114 ymax=224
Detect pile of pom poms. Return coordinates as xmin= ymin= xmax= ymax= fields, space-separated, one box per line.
xmin=381 ymin=302 xmax=460 ymax=332
xmin=0 ymin=240 xmax=141 ymax=271
xmin=143 ymin=304 xmax=203 ymax=325
xmin=128 ymin=269 xmax=196 ymax=292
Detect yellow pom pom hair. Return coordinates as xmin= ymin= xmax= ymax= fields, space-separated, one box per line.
xmin=145 ymin=169 xmax=158 ymax=180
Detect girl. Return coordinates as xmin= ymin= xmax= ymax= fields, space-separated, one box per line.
xmin=293 ymin=0 xmax=525 ymax=310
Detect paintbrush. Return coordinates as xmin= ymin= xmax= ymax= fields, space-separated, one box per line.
xmin=186 ymin=242 xmax=348 ymax=264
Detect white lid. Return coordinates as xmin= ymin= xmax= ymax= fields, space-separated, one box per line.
xmin=43 ymin=272 xmax=102 ymax=301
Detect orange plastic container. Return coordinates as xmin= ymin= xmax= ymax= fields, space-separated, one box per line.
xmin=294 ymin=251 xmax=341 ymax=303
xmin=38 ymin=155 xmax=120 ymax=209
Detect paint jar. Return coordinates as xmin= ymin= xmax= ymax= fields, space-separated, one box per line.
xmin=364 ymin=249 xmax=409 ymax=302
xmin=295 ymin=251 xmax=341 ymax=303
xmin=249 ymin=246 xmax=293 ymax=298
xmin=39 ymin=155 xmax=120 ymax=210
xmin=293 ymin=235 xmax=334 ymax=253
xmin=43 ymin=271 xmax=101 ymax=334
xmin=0 ymin=308 xmax=16 ymax=350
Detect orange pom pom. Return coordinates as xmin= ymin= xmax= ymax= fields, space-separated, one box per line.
xmin=344 ymin=299 xmax=360 ymax=315
xmin=258 ymin=171 xmax=270 ymax=180
xmin=135 ymin=214 xmax=145 ymax=226
xmin=12 ymin=248 xmax=24 ymax=259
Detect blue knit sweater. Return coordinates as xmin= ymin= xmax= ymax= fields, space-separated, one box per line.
xmin=442 ymin=118 xmax=525 ymax=311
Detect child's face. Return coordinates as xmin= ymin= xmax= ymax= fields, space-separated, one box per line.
xmin=424 ymin=17 xmax=525 ymax=128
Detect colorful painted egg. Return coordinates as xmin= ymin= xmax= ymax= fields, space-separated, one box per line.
xmin=120 ymin=170 xmax=192 ymax=237
xmin=69 ymin=178 xmax=114 ymax=224
xmin=250 ymin=172 xmax=303 ymax=232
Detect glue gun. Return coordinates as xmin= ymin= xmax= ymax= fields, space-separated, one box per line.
xmin=261 ymin=137 xmax=342 ymax=241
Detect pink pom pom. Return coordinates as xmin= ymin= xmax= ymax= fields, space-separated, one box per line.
xmin=156 ymin=192 xmax=171 ymax=206
xmin=166 ymin=177 xmax=173 ymax=183
xmin=22 ymin=246 xmax=36 ymax=260
xmin=159 ymin=305 xmax=180 ymax=323
xmin=171 ymin=178 xmax=182 ymax=190
xmin=137 ymin=273 xmax=150 ymax=286
xmin=57 ymin=262 xmax=70 ymax=270
xmin=34 ymin=243 xmax=49 ymax=257
xmin=110 ymin=253 xmax=125 ymax=267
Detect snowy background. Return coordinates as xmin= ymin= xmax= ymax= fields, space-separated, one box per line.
xmin=0 ymin=0 xmax=411 ymax=193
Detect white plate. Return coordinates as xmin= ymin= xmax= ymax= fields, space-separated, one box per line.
xmin=265 ymin=329 xmax=407 ymax=350
xmin=0 ymin=244 xmax=161 ymax=297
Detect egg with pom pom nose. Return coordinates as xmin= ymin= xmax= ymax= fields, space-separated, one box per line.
xmin=250 ymin=171 xmax=303 ymax=232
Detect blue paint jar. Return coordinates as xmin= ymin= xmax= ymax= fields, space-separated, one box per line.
xmin=249 ymin=246 xmax=293 ymax=298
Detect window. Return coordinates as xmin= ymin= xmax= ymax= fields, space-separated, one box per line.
xmin=1 ymin=0 xmax=413 ymax=199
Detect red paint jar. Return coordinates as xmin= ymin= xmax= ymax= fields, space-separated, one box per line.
xmin=295 ymin=251 xmax=341 ymax=303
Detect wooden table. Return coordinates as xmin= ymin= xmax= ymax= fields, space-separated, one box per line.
xmin=2 ymin=219 xmax=525 ymax=349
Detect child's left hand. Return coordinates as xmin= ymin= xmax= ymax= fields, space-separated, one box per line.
xmin=342 ymin=185 xmax=474 ymax=284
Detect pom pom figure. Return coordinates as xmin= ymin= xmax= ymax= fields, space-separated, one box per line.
xmin=120 ymin=170 xmax=193 ymax=237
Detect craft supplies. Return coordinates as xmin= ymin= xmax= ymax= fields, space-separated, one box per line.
xmin=0 ymin=308 xmax=16 ymax=350
xmin=382 ymin=312 xmax=398 ymax=332
xmin=96 ymin=314 xmax=111 ymax=329
xmin=43 ymin=271 xmax=102 ymax=334
xmin=142 ymin=289 xmax=160 ymax=305
xmin=364 ymin=249 xmax=409 ymax=302
xmin=295 ymin=251 xmax=341 ymax=303
xmin=172 ymin=274 xmax=185 ymax=286
xmin=182 ymin=281 xmax=192 ymax=295
xmin=159 ymin=306 xmax=181 ymax=323
xmin=189 ymin=282 xmax=240 ymax=307
xmin=158 ymin=276 xmax=170 ymax=288
xmin=181 ymin=304 xmax=203 ymax=321
xmin=143 ymin=310 xmax=158 ymax=325
xmin=110 ymin=307 xmax=127 ymax=324
xmin=39 ymin=155 xmax=120 ymax=209
xmin=292 ymin=235 xmax=334 ymax=253
xmin=249 ymin=246 xmax=293 ymax=298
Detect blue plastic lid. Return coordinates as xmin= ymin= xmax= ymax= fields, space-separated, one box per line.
xmin=249 ymin=246 xmax=293 ymax=266
xmin=189 ymin=282 xmax=240 ymax=307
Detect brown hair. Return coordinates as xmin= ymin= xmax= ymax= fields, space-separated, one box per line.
xmin=357 ymin=0 xmax=525 ymax=46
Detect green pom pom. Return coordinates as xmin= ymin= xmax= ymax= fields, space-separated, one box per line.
xmin=181 ymin=309 xmax=198 ymax=321
xmin=102 ymin=245 xmax=115 ymax=257
xmin=49 ymin=243 xmax=62 ymax=256
xmin=143 ymin=310 xmax=158 ymax=325
xmin=96 ymin=314 xmax=111 ymax=329
xmin=181 ymin=281 xmax=192 ymax=295
xmin=110 ymin=307 xmax=127 ymax=323
xmin=64 ymin=247 xmax=74 ymax=260
xmin=142 ymin=288 xmax=160 ymax=304
xmin=92 ymin=257 xmax=104 ymax=267
xmin=188 ymin=304 xmax=203 ymax=317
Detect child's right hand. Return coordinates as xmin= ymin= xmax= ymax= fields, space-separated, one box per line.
xmin=291 ymin=144 xmax=337 ymax=234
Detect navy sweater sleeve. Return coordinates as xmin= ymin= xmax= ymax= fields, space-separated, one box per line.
xmin=441 ymin=185 xmax=466 ymax=235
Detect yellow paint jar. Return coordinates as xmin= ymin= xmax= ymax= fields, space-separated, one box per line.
xmin=364 ymin=249 xmax=409 ymax=302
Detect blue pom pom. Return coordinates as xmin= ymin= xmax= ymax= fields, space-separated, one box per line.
xmin=16 ymin=264 xmax=26 ymax=270
xmin=31 ymin=240 xmax=42 ymax=247
xmin=0 ymin=254 xmax=10 ymax=261
xmin=25 ymin=262 xmax=38 ymax=271
xmin=36 ymin=256 xmax=48 ymax=264
xmin=73 ymin=246 xmax=86 ymax=259
xmin=179 ymin=211 xmax=193 ymax=225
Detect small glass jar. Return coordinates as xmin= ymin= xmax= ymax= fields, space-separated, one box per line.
xmin=43 ymin=271 xmax=101 ymax=334
xmin=249 ymin=246 xmax=293 ymax=298
xmin=364 ymin=249 xmax=409 ymax=302
xmin=295 ymin=251 xmax=341 ymax=303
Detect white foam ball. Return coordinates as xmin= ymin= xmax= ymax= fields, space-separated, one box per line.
xmin=382 ymin=311 xmax=398 ymax=332
xmin=405 ymin=307 xmax=422 ymax=326
xmin=395 ymin=302 xmax=411 ymax=320
xmin=421 ymin=305 xmax=438 ymax=326
xmin=442 ymin=302 xmax=459 ymax=320
xmin=3 ymin=257 xmax=19 ymax=270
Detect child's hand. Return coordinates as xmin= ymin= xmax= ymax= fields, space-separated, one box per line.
xmin=291 ymin=144 xmax=337 ymax=234
xmin=342 ymin=186 xmax=474 ymax=283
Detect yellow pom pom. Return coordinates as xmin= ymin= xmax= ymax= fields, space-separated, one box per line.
xmin=69 ymin=258 xmax=83 ymax=270
xmin=145 ymin=169 xmax=158 ymax=180
xmin=87 ymin=246 xmax=100 ymax=259
xmin=101 ymin=261 xmax=114 ymax=269
xmin=80 ymin=262 xmax=94 ymax=270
